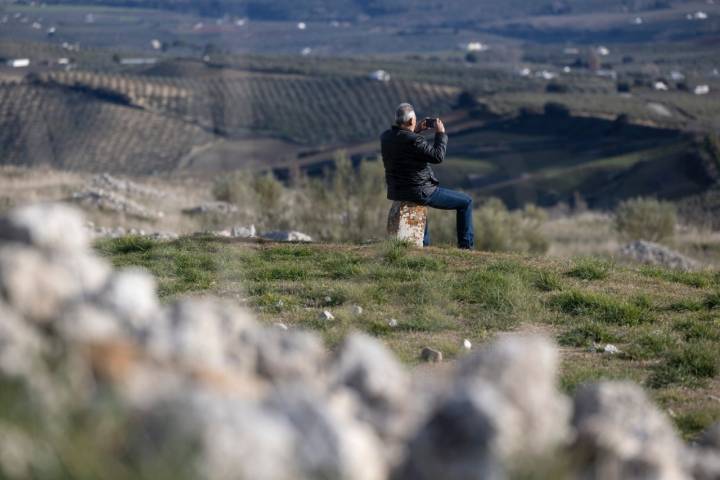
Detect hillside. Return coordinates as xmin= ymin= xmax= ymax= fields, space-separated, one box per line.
xmin=98 ymin=235 xmax=720 ymax=439
xmin=0 ymin=68 xmax=457 ymax=173
xmin=35 ymin=0 xmax=702 ymax=21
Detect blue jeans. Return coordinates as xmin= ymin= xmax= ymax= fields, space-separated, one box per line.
xmin=422 ymin=187 xmax=474 ymax=249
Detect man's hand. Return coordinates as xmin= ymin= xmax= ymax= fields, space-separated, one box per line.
xmin=414 ymin=119 xmax=428 ymax=133
xmin=435 ymin=118 xmax=445 ymax=134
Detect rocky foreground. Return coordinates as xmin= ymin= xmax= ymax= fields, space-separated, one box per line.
xmin=0 ymin=204 xmax=719 ymax=479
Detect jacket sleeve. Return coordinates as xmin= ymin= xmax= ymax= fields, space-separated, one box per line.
xmin=411 ymin=133 xmax=447 ymax=164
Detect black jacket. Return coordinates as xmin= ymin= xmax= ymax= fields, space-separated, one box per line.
xmin=380 ymin=126 xmax=448 ymax=203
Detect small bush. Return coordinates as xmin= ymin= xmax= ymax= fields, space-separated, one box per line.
xmin=558 ymin=321 xmax=617 ymax=347
xmin=649 ymin=342 xmax=720 ymax=388
xmin=614 ymin=197 xmax=677 ymax=242
xmin=534 ymin=271 xmax=563 ymax=291
xmin=550 ymin=290 xmax=653 ymax=325
xmin=703 ymin=291 xmax=720 ymax=310
xmin=625 ymin=329 xmax=675 ymax=360
xmin=639 ymin=266 xmax=715 ymax=289
xmin=567 ymin=257 xmax=612 ymax=281
xmin=97 ymin=235 xmax=156 ymax=255
xmin=453 ymin=270 xmax=528 ymax=312
xmin=674 ymin=406 xmax=720 ymax=440
xmin=474 ymin=199 xmax=549 ymax=254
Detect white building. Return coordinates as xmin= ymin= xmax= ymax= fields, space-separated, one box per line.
xmin=597 ymin=69 xmax=617 ymax=79
xmin=369 ymin=70 xmax=391 ymax=82
xmin=536 ymin=70 xmax=557 ymax=80
xmin=151 ymin=39 xmax=162 ymax=50
xmin=596 ymin=46 xmax=610 ymax=56
xmin=694 ymin=85 xmax=710 ymax=95
xmin=654 ymin=81 xmax=669 ymax=91
xmin=119 ymin=58 xmax=158 ymax=65
xmin=297 ymin=22 xmax=307 ymax=30
xmin=300 ymin=47 xmax=312 ymax=56
xmin=7 ymin=59 xmax=30 ymax=68
xmin=670 ymin=71 xmax=685 ymax=81
xmin=687 ymin=11 xmax=709 ymax=20
xmin=465 ymin=42 xmax=489 ymax=52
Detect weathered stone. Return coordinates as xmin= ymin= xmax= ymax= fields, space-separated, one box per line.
xmin=420 ymin=346 xmax=443 ymax=363
xmin=397 ymin=335 xmax=570 ymax=480
xmin=571 ymin=381 xmax=687 ymax=480
xmin=96 ymin=269 xmax=160 ymax=330
xmin=128 ymin=393 xmax=299 ymax=480
xmin=0 ymin=203 xmax=88 ymax=253
xmin=619 ymin=240 xmax=699 ymax=271
xmin=249 ymin=329 xmax=326 ymax=384
xmin=145 ymin=299 xmax=258 ymax=373
xmin=699 ymin=423 xmax=720 ymax=450
xmin=261 ymin=231 xmax=313 ymax=242
xmin=456 ymin=335 xmax=570 ymax=458
xmin=72 ymin=188 xmax=163 ymax=220
xmin=332 ymin=334 xmax=412 ymax=449
xmin=387 ymin=201 xmax=427 ymax=247
xmin=56 ymin=303 xmax=124 ymax=344
xmin=182 ymin=201 xmax=238 ymax=216
xmin=231 ymin=225 xmax=256 ymax=238
xmin=0 ymin=302 xmax=46 ymax=378
xmin=266 ymin=386 xmax=387 ymax=480
xmin=0 ymin=247 xmax=80 ymax=323
xmin=685 ymin=447 xmax=720 ymax=480
xmin=686 ymin=423 xmax=720 ymax=480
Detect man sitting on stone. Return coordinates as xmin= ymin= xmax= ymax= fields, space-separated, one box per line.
xmin=380 ymin=103 xmax=474 ymax=249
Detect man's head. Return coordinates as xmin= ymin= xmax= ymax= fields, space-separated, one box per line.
xmin=395 ymin=103 xmax=416 ymax=130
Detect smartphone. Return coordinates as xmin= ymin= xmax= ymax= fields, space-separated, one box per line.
xmin=424 ymin=117 xmax=436 ymax=128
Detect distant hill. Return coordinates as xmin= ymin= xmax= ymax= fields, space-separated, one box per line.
xmin=0 ymin=65 xmax=458 ymax=174
xmin=36 ymin=0 xmax=697 ymax=20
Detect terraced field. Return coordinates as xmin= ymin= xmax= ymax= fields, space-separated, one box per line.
xmin=0 ymin=67 xmax=458 ymax=173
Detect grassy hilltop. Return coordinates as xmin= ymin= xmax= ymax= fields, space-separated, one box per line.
xmin=98 ymin=235 xmax=720 ymax=439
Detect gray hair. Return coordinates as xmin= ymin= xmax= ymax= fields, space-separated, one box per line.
xmin=395 ymin=103 xmax=415 ymax=126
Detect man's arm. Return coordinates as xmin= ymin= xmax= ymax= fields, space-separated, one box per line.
xmin=411 ymin=119 xmax=447 ymax=164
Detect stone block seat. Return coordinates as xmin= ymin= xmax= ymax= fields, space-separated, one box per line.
xmin=387 ymin=201 xmax=427 ymax=247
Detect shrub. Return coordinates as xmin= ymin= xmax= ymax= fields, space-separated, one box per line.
xmin=648 ymin=341 xmax=720 ymax=388
xmin=550 ymin=290 xmax=653 ymax=325
xmin=474 ymin=199 xmax=549 ymax=254
xmin=534 ymin=270 xmax=563 ymax=291
xmin=567 ymin=257 xmax=612 ymax=281
xmin=558 ymin=320 xmax=617 ymax=347
xmin=453 ymin=270 xmax=528 ymax=312
xmin=546 ymin=83 xmax=569 ymax=94
xmin=96 ymin=235 xmax=156 ymax=255
xmin=213 ymin=153 xmax=388 ymax=243
xmin=295 ymin=153 xmax=388 ymax=243
xmin=213 ymin=170 xmax=290 ymax=230
xmin=614 ymin=197 xmax=677 ymax=242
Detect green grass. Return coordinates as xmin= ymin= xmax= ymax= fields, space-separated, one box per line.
xmin=97 ymin=236 xmax=720 ymax=437
xmin=648 ymin=342 xmax=720 ymax=388
xmin=639 ymin=266 xmax=719 ymax=289
xmin=549 ymin=290 xmax=654 ymax=326
xmin=567 ymin=257 xmax=613 ymax=281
